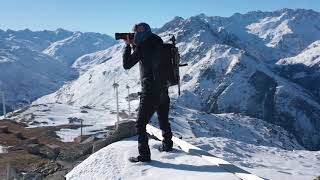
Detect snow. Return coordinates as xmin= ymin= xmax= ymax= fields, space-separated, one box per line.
xmin=43 ymin=32 xmax=116 ymax=66
xmin=8 ymin=103 xmax=118 ymax=142
xmin=160 ymin=106 xmax=320 ymax=180
xmin=66 ymin=120 xmax=320 ymax=180
xmin=56 ymin=128 xmax=84 ymax=142
xmin=27 ymin=8 xmax=320 ymax=177
xmin=8 ymin=101 xmax=318 ymax=179
xmin=188 ymin=137 xmax=320 ymax=180
xmin=0 ymin=46 xmax=78 ymax=107
xmin=66 ymin=137 xmax=240 ymax=180
xmin=0 ymin=145 xmax=8 ymax=154
xmin=0 ymin=28 xmax=115 ymax=110
xmin=72 ymin=43 xmax=122 ymax=74
xmin=0 ymin=56 xmax=15 ymax=63
xmin=3 ymin=8 xmax=320 ymax=180
xmin=245 ymin=149 xmax=320 ymax=180
xmin=247 ymin=12 xmax=293 ymax=47
xmin=277 ymin=40 xmax=320 ymax=67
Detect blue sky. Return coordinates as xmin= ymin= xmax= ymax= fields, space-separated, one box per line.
xmin=0 ymin=0 xmax=319 ymax=36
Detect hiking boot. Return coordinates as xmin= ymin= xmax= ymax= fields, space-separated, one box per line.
xmin=128 ymin=155 xmax=151 ymax=163
xmin=158 ymin=144 xmax=173 ymax=152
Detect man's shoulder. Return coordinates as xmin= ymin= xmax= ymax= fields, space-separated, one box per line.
xmin=147 ymin=33 xmax=163 ymax=45
xmin=151 ymin=33 xmax=162 ymax=39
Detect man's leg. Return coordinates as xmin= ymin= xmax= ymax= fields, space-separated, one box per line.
xmin=136 ymin=94 xmax=155 ymax=158
xmin=156 ymin=92 xmax=173 ymax=151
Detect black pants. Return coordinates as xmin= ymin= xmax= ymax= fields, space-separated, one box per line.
xmin=136 ymin=91 xmax=173 ymax=157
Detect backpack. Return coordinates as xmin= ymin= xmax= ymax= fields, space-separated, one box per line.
xmin=152 ymin=37 xmax=187 ymax=95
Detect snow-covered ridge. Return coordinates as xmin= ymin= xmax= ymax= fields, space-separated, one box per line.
xmin=0 ymin=28 xmax=115 ymax=111
xmin=64 ymin=107 xmax=320 ymax=180
xmin=66 ymin=137 xmax=241 ymax=180
xmin=277 ymin=40 xmax=320 ymax=67
xmin=72 ymin=43 xmax=123 ymax=74
xmin=43 ymin=31 xmax=116 ymax=65
xmin=276 ymin=40 xmax=320 ymax=100
xmin=0 ymin=28 xmax=74 ymax=51
xmin=157 ymin=8 xmax=320 ymax=61
xmin=0 ymin=45 xmax=78 ymax=107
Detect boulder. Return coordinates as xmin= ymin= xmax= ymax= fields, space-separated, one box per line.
xmin=47 ymin=144 xmax=61 ymax=155
xmin=80 ymin=136 xmax=98 ymax=144
xmin=26 ymin=137 xmax=39 ymax=144
xmin=0 ymin=126 xmax=9 ymax=133
xmin=74 ymin=135 xmax=90 ymax=144
xmin=92 ymin=120 xmax=136 ymax=152
xmin=14 ymin=132 xmax=24 ymax=139
xmin=92 ymin=135 xmax=118 ymax=153
xmin=26 ymin=144 xmax=40 ymax=155
xmin=114 ymin=120 xmax=137 ymax=138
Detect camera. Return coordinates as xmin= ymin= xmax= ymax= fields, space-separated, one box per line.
xmin=115 ymin=33 xmax=135 ymax=40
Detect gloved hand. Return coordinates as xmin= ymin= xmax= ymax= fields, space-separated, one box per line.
xmin=124 ymin=34 xmax=135 ymax=46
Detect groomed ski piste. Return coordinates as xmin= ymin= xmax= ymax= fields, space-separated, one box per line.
xmin=66 ymin=125 xmax=263 ymax=180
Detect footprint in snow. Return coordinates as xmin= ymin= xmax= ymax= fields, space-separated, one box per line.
xmin=161 ymin=153 xmax=181 ymax=160
xmin=277 ymin=170 xmax=292 ymax=175
xmin=141 ymin=167 xmax=152 ymax=175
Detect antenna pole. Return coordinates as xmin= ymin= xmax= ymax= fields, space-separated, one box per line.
xmin=112 ymin=81 xmax=120 ymax=125
xmin=126 ymin=85 xmax=131 ymax=119
xmin=1 ymin=91 xmax=6 ymax=118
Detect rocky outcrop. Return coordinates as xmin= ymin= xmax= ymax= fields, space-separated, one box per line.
xmin=93 ymin=120 xmax=136 ymax=152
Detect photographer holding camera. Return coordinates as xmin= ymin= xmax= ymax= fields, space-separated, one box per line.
xmin=122 ymin=23 xmax=173 ymax=163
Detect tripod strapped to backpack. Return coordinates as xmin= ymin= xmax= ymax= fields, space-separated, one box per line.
xmin=167 ymin=35 xmax=187 ymax=95
xmin=151 ymin=34 xmax=187 ymax=96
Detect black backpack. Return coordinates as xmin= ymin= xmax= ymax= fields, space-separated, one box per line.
xmin=152 ymin=36 xmax=187 ymax=95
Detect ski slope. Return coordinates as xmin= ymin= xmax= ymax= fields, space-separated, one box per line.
xmin=66 ymin=137 xmax=241 ymax=180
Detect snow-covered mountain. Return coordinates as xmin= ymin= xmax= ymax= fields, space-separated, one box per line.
xmin=0 ymin=29 xmax=115 ymax=112
xmin=277 ymin=40 xmax=320 ymax=100
xmin=43 ymin=32 xmax=116 ymax=65
xmin=35 ymin=8 xmax=320 ymax=151
xmin=158 ymin=8 xmax=320 ymax=62
xmin=0 ymin=28 xmax=74 ymax=51
xmin=0 ymin=42 xmax=77 ymax=113
xmin=3 ymin=8 xmax=320 ymax=179
xmin=244 ymin=9 xmax=320 ymax=57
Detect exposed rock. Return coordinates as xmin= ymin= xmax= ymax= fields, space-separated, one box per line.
xmin=14 ymin=132 xmax=24 ymax=139
xmin=248 ymin=70 xmax=277 ymax=122
xmin=0 ymin=126 xmax=9 ymax=133
xmin=26 ymin=137 xmax=39 ymax=144
xmin=80 ymin=136 xmax=98 ymax=144
xmin=23 ymin=172 xmax=43 ymax=180
xmin=34 ymin=161 xmax=63 ymax=178
xmin=41 ymin=145 xmax=61 ymax=160
xmin=74 ymin=135 xmax=90 ymax=144
xmin=93 ymin=120 xmax=136 ymax=152
xmin=68 ymin=117 xmax=83 ymax=124
xmin=114 ymin=120 xmax=137 ymax=137
xmin=47 ymin=144 xmax=61 ymax=155
xmin=26 ymin=144 xmax=41 ymax=155
xmin=80 ymin=110 xmax=88 ymax=113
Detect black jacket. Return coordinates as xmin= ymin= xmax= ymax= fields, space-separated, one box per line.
xmin=123 ymin=33 xmax=167 ymax=95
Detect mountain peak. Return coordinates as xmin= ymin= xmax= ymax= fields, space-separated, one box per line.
xmin=55 ymin=28 xmax=72 ymax=34
xmin=194 ymin=13 xmax=208 ymax=18
xmin=172 ymin=16 xmax=184 ymax=21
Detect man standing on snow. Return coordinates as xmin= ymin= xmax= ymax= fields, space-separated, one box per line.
xmin=122 ymin=23 xmax=173 ymax=162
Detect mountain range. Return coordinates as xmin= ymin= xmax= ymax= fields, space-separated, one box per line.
xmin=0 ymin=28 xmax=116 ymax=112
xmin=31 ymin=8 xmax=320 ymax=150
xmin=1 ymin=8 xmax=320 ymax=179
